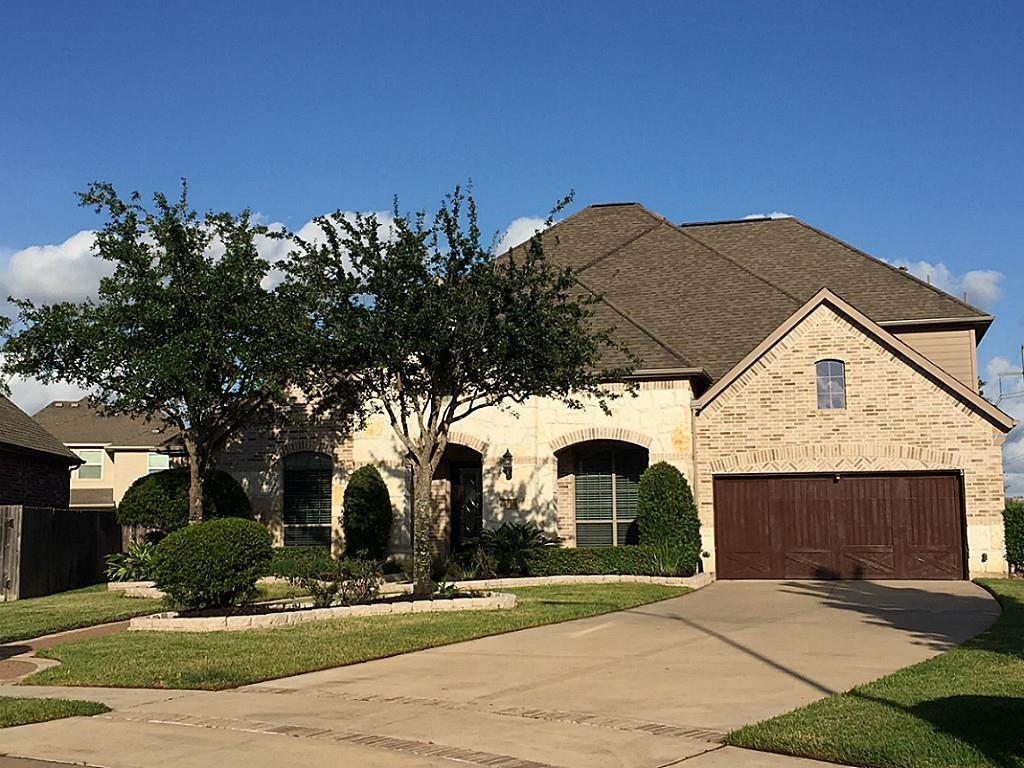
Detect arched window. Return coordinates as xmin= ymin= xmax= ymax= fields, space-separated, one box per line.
xmin=816 ymin=360 xmax=846 ymax=410
xmin=283 ymin=451 xmax=332 ymax=547
xmin=572 ymin=442 xmax=648 ymax=547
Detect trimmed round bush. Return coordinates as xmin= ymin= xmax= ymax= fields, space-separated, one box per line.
xmin=342 ymin=465 xmax=392 ymax=559
xmin=1005 ymin=501 xmax=1024 ymax=572
xmin=117 ymin=467 xmax=253 ymax=535
xmin=151 ymin=518 xmax=272 ymax=611
xmin=636 ymin=462 xmax=701 ymax=575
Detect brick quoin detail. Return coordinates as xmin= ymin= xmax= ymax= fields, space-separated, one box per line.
xmin=445 ymin=432 xmax=489 ymax=458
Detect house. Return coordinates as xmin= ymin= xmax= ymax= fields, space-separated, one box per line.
xmin=33 ymin=398 xmax=178 ymax=509
xmin=0 ymin=395 xmax=81 ymax=507
xmin=221 ymin=204 xmax=1014 ymax=579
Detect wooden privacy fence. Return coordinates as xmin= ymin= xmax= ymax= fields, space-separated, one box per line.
xmin=0 ymin=505 xmax=122 ymax=601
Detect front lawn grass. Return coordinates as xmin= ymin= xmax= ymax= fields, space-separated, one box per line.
xmin=728 ymin=579 xmax=1024 ymax=768
xmin=28 ymin=584 xmax=687 ymax=690
xmin=0 ymin=696 xmax=109 ymax=728
xmin=0 ymin=585 xmax=161 ymax=644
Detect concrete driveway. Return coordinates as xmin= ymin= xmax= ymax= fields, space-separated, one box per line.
xmin=0 ymin=580 xmax=1000 ymax=768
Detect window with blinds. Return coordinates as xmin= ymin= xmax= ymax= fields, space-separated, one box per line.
xmin=574 ymin=445 xmax=646 ymax=547
xmin=283 ymin=451 xmax=333 ymax=547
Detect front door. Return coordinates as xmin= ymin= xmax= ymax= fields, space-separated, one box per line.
xmin=451 ymin=464 xmax=483 ymax=551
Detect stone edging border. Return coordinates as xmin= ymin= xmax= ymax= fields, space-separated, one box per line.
xmin=444 ymin=572 xmax=713 ymax=591
xmin=129 ymin=592 xmax=517 ymax=633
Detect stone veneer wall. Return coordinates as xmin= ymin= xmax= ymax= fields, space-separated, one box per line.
xmin=693 ymin=305 xmax=1008 ymax=577
xmin=222 ymin=380 xmax=695 ymax=556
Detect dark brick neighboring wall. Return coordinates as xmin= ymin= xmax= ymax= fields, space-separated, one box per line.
xmin=0 ymin=446 xmax=72 ymax=508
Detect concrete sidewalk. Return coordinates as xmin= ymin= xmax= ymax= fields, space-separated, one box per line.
xmin=0 ymin=580 xmax=999 ymax=768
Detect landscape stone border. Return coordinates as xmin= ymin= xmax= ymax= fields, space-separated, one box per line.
xmin=128 ymin=592 xmax=517 ymax=632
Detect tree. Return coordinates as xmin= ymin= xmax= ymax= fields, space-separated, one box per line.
xmin=286 ymin=186 xmax=634 ymax=593
xmin=342 ymin=464 xmax=393 ymax=559
xmin=1 ymin=181 xmax=328 ymax=523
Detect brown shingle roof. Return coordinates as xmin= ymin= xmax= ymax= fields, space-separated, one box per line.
xmin=527 ymin=204 xmax=991 ymax=382
xmin=0 ymin=395 xmax=80 ymax=462
xmin=33 ymin=398 xmax=177 ymax=447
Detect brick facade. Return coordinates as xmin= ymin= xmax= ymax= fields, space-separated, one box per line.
xmin=0 ymin=447 xmax=72 ymax=508
xmin=693 ymin=305 xmax=1008 ymax=577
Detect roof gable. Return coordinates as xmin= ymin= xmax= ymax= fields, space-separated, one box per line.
xmin=693 ymin=288 xmax=1014 ymax=432
xmin=0 ymin=396 xmax=80 ymax=462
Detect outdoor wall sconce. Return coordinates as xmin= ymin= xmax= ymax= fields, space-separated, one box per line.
xmin=501 ymin=449 xmax=513 ymax=480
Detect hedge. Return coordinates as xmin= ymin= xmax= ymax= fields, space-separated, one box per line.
xmin=525 ymin=545 xmax=665 ymax=577
xmin=637 ymin=462 xmax=701 ymax=575
xmin=343 ymin=465 xmax=392 ymax=559
xmin=151 ymin=518 xmax=272 ymax=611
xmin=267 ymin=546 xmax=335 ymax=579
xmin=1006 ymin=501 xmax=1024 ymax=571
xmin=117 ymin=467 xmax=253 ymax=535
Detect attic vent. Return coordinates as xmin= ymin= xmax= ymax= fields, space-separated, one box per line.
xmin=54 ymin=403 xmax=64 ymax=408
xmin=898 ymin=266 xmax=908 ymax=271
xmin=70 ymin=402 xmax=80 ymax=408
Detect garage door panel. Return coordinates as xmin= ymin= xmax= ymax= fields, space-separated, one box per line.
xmin=714 ymin=478 xmax=772 ymax=579
xmin=839 ymin=546 xmax=896 ymax=579
xmin=715 ymin=473 xmax=964 ymax=580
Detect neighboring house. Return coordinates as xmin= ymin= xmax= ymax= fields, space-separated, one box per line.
xmin=0 ymin=395 xmax=81 ymax=507
xmin=221 ymin=204 xmax=1014 ymax=579
xmin=33 ymin=398 xmax=178 ymax=509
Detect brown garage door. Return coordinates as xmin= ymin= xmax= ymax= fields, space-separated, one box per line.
xmin=714 ymin=473 xmax=965 ymax=580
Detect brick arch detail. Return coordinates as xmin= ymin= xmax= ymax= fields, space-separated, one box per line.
xmin=708 ymin=442 xmax=959 ymax=474
xmin=549 ymin=427 xmax=654 ymax=453
xmin=445 ymin=432 xmax=489 ymax=457
xmin=269 ymin=438 xmax=346 ymax=472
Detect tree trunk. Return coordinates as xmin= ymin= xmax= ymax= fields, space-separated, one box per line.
xmin=185 ymin=436 xmax=205 ymax=524
xmin=412 ymin=459 xmax=434 ymax=595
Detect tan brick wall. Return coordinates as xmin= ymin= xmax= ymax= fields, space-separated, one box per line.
xmin=694 ymin=305 xmax=1007 ymax=577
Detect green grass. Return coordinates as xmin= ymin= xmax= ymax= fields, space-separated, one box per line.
xmin=728 ymin=579 xmax=1024 ymax=768
xmin=0 ymin=585 xmax=162 ymax=644
xmin=28 ymin=584 xmax=687 ymax=690
xmin=0 ymin=696 xmax=109 ymax=728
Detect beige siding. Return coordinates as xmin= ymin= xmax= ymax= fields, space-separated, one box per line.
xmin=895 ymin=328 xmax=978 ymax=391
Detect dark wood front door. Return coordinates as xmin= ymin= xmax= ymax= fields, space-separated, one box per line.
xmin=714 ymin=473 xmax=965 ymax=580
xmin=451 ymin=464 xmax=483 ymax=551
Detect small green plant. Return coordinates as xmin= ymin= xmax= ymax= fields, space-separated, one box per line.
xmin=117 ymin=468 xmax=253 ymax=537
xmin=151 ymin=518 xmax=272 ymax=611
xmin=465 ymin=522 xmax=554 ymax=577
xmin=343 ymin=465 xmax=393 ymax=559
xmin=636 ymin=462 xmax=701 ymax=575
xmin=431 ymin=580 xmax=462 ymax=598
xmin=285 ymin=555 xmax=383 ymax=608
xmin=104 ymin=541 xmax=156 ymax=582
xmin=1005 ymin=500 xmax=1024 ymax=572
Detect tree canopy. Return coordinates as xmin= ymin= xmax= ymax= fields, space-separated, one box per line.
xmin=1 ymin=181 xmax=329 ymax=521
xmin=287 ymin=186 xmax=634 ymax=591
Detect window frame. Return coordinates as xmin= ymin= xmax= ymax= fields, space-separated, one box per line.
xmin=574 ymin=445 xmax=644 ymax=548
xmin=147 ymin=452 xmax=170 ymax=474
xmin=816 ymin=359 xmax=847 ymax=410
xmin=73 ymin=448 xmax=104 ymax=480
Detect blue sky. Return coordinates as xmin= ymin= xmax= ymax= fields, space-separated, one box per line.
xmin=1 ymin=2 xmax=1023 ymax=482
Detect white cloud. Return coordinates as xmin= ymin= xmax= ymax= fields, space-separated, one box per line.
xmin=495 ymin=217 xmax=547 ymax=255
xmin=0 ymin=231 xmax=112 ymax=305
xmin=898 ymin=260 xmax=1004 ymax=311
xmin=5 ymin=374 xmax=90 ymax=415
xmin=743 ymin=212 xmax=792 ymax=220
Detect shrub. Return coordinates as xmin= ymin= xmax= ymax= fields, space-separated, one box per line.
xmin=117 ymin=467 xmax=253 ymax=536
xmin=284 ymin=555 xmax=383 ymax=608
xmin=151 ymin=518 xmax=272 ymax=611
xmin=636 ymin=462 xmax=701 ymax=575
xmin=525 ymin=545 xmax=665 ymax=577
xmin=267 ymin=546 xmax=334 ymax=579
xmin=343 ymin=465 xmax=393 ymax=559
xmin=104 ymin=541 xmax=156 ymax=582
xmin=459 ymin=521 xmax=554 ymax=577
xmin=1005 ymin=501 xmax=1024 ymax=572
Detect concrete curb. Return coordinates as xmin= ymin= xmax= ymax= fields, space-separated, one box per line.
xmin=128 ymin=592 xmax=518 ymax=632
